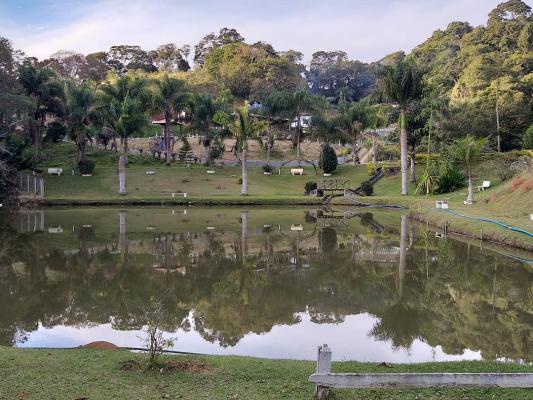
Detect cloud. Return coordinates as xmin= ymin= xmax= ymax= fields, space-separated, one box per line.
xmin=1 ymin=0 xmax=516 ymax=63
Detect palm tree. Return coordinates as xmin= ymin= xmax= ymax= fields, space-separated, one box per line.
xmin=190 ymin=94 xmax=218 ymax=165
xmin=341 ymin=101 xmax=377 ymax=166
xmin=229 ymin=102 xmax=269 ymax=195
xmin=452 ymin=135 xmax=487 ymax=204
xmin=18 ymin=65 xmax=65 ymax=160
xmin=150 ymin=76 xmax=192 ymax=165
xmin=66 ymin=82 xmax=96 ymax=163
xmin=283 ymin=90 xmax=321 ymax=166
xmin=483 ymin=53 xmax=506 ymax=152
xmin=377 ymin=61 xmax=424 ymax=195
xmin=99 ymin=76 xmax=150 ymax=163
xmin=260 ymin=91 xmax=285 ymax=165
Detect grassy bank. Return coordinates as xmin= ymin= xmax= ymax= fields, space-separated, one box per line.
xmin=31 ymin=143 xmax=533 ymax=250
xmin=1 ymin=347 xmax=532 ymax=399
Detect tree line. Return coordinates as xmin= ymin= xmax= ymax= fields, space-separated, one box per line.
xmin=0 ymin=0 xmax=532 ymax=199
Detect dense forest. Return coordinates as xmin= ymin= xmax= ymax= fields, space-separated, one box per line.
xmin=0 ymin=0 xmax=532 ymax=198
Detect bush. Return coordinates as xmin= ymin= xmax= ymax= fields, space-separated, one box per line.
xmin=360 ymin=181 xmax=374 ymax=196
xmin=339 ymin=147 xmax=352 ymax=157
xmin=434 ymin=164 xmax=464 ymax=194
xmin=367 ymin=162 xmax=377 ymax=176
xmin=494 ymin=160 xmax=515 ymax=182
xmin=305 ymin=181 xmax=317 ymax=194
xmin=319 ymin=143 xmax=338 ymax=173
xmin=77 ymin=159 xmax=95 ymax=175
xmin=262 ymin=164 xmax=273 ymax=173
xmin=44 ymin=121 xmax=66 ymax=143
xmin=522 ymin=124 xmax=533 ymax=150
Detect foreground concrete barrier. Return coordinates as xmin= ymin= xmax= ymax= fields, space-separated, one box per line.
xmin=309 ymin=344 xmax=533 ymax=399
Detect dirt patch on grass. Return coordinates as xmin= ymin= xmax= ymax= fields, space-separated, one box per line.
xmin=120 ymin=359 xmax=210 ymax=373
xmin=119 ymin=359 xmax=142 ymax=371
xmin=165 ymin=359 xmax=210 ymax=373
xmin=81 ymin=341 xmax=119 ymax=350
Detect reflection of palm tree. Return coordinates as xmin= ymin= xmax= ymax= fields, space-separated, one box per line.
xmin=119 ymin=211 xmax=128 ymax=267
xmin=399 ymin=215 xmax=407 ymax=296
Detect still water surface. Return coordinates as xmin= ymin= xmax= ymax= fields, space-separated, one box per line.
xmin=0 ymin=207 xmax=531 ymax=362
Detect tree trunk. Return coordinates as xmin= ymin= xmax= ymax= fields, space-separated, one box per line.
xmin=296 ymin=113 xmax=301 ymax=166
xmin=267 ymin=125 xmax=272 ymax=164
xmin=409 ymin=151 xmax=416 ymax=183
xmin=400 ymin=112 xmax=408 ymax=195
xmin=123 ymin=137 xmax=129 ymax=164
xmin=467 ymin=165 xmax=474 ymax=204
xmin=119 ymin=155 xmax=126 ymax=195
xmin=241 ymin=149 xmax=248 ymax=195
xmin=496 ymin=76 xmax=501 ymax=152
xmin=372 ymin=135 xmax=377 ymax=163
xmin=165 ymin=110 xmax=171 ymax=165
xmin=77 ymin=136 xmax=86 ymax=163
xmin=352 ymin=135 xmax=357 ymax=166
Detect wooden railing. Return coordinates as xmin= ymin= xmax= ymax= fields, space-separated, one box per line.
xmin=309 ymin=344 xmax=533 ymax=399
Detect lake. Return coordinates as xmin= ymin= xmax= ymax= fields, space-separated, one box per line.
xmin=0 ymin=207 xmax=531 ymax=362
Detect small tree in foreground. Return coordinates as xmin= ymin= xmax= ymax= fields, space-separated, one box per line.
xmin=319 ymin=143 xmax=338 ymax=173
xmin=141 ymin=301 xmax=176 ymax=368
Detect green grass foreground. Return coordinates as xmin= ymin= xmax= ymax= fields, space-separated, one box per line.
xmin=1 ymin=347 xmax=532 ymax=399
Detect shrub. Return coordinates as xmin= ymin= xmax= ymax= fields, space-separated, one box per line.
xmin=360 ymin=181 xmax=374 ymax=196
xmin=521 ymin=124 xmax=533 ymax=150
xmin=262 ymin=164 xmax=273 ymax=173
xmin=179 ymin=138 xmax=194 ymax=161
xmin=367 ymin=162 xmax=377 ymax=176
xmin=305 ymin=181 xmax=317 ymax=194
xmin=77 ymin=159 xmax=95 ymax=175
xmin=511 ymin=177 xmax=525 ymax=190
xmin=522 ymin=179 xmax=533 ymax=193
xmin=360 ymin=212 xmax=374 ymax=226
xmin=319 ymin=143 xmax=338 ymax=173
xmin=494 ymin=160 xmax=515 ymax=182
xmin=434 ymin=164 xmax=464 ymax=194
xmin=44 ymin=121 xmax=66 ymax=143
xmin=339 ymin=147 xmax=352 ymax=157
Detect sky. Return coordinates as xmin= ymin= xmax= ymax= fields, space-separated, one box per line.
xmin=1 ymin=0 xmax=532 ymax=63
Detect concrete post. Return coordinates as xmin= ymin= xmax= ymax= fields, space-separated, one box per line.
xmin=316 ymin=344 xmax=332 ymax=399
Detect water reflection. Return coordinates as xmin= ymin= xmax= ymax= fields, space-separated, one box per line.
xmin=0 ymin=208 xmax=531 ymax=362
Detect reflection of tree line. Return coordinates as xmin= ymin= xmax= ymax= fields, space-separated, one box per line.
xmin=0 ymin=211 xmax=531 ymax=362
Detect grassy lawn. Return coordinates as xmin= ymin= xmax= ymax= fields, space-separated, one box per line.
xmin=39 ymin=143 xmax=368 ymax=201
xmin=1 ymin=347 xmax=532 ymax=400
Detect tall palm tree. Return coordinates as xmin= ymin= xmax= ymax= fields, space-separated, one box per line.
xmin=377 ymin=61 xmax=424 ymax=195
xmin=341 ymin=101 xmax=377 ymax=166
xmin=229 ymin=102 xmax=269 ymax=195
xmin=99 ymin=76 xmax=150 ymax=163
xmin=18 ymin=65 xmax=65 ymax=160
xmin=483 ymin=53 xmax=506 ymax=152
xmin=190 ymin=94 xmax=218 ymax=165
xmin=150 ymin=76 xmax=192 ymax=165
xmin=260 ymin=91 xmax=285 ymax=165
xmin=452 ymin=135 xmax=486 ymax=205
xmin=66 ymin=82 xmax=96 ymax=163
xmin=283 ymin=90 xmax=321 ymax=166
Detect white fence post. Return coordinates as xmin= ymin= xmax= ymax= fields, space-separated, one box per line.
xmin=316 ymin=344 xmax=332 ymax=399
